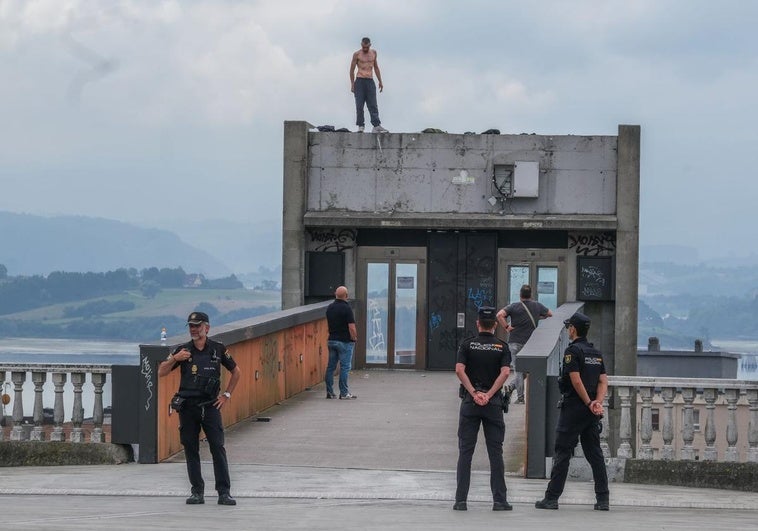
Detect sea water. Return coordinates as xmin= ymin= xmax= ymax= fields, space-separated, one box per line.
xmin=0 ymin=338 xmax=139 ymax=422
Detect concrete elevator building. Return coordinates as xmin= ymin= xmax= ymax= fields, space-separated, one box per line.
xmin=282 ymin=121 xmax=640 ymax=378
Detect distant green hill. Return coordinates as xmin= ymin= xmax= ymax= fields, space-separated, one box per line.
xmin=0 ymin=288 xmax=280 ymax=342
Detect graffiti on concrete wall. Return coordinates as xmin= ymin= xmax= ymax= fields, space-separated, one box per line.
xmin=307 ymin=228 xmax=357 ymax=252
xmin=569 ymin=233 xmax=616 ymax=256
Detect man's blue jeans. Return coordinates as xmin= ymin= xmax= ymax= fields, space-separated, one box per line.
xmin=325 ymin=340 xmax=354 ymax=397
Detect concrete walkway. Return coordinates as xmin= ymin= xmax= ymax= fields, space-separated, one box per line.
xmin=1 ymin=370 xmax=756 ymax=530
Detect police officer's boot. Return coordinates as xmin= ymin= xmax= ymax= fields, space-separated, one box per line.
xmin=535 ymin=497 xmax=559 ymax=510
xmin=594 ymin=496 xmax=609 ymax=511
xmin=186 ymin=492 xmax=205 ymax=505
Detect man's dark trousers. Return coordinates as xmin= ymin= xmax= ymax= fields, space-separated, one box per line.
xmin=545 ymin=401 xmax=609 ymax=500
xmin=455 ymin=398 xmax=507 ymax=504
xmin=354 ymin=78 xmax=380 ymax=127
xmin=179 ymin=402 xmax=231 ymax=495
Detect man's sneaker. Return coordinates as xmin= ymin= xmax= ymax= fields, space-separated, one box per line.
xmin=372 ymin=125 xmax=388 ymax=133
xmin=186 ymin=493 xmax=204 ymax=504
xmin=326 ymin=393 xmax=337 ymax=399
xmin=535 ymin=498 xmax=559 ymax=510
xmin=358 ymin=126 xmax=364 ymax=132
xmin=452 ymin=501 xmax=467 ymax=511
xmin=594 ymin=500 xmax=609 ymax=511
xmin=339 ymin=393 xmax=357 ymax=399
xmin=218 ymin=493 xmax=237 ymax=506
xmin=493 ymin=501 xmax=513 ymax=511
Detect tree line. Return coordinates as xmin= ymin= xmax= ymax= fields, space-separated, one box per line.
xmin=0 ymin=266 xmax=243 ymax=316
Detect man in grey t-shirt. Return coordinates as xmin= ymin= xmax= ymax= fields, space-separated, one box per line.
xmin=496 ymin=285 xmax=552 ymax=403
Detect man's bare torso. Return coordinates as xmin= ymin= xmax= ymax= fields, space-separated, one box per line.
xmin=353 ymin=49 xmax=376 ymax=79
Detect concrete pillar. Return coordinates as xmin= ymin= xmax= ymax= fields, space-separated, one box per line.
xmin=281 ymin=121 xmax=312 ymax=309
xmin=614 ymin=124 xmax=640 ymax=457
xmin=614 ymin=124 xmax=640 ymax=377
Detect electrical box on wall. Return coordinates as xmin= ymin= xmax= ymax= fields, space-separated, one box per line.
xmin=513 ymin=161 xmax=539 ymax=198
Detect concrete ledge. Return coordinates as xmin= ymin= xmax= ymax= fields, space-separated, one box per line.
xmin=624 ymin=459 xmax=758 ymax=492
xmin=0 ymin=442 xmax=134 ymax=467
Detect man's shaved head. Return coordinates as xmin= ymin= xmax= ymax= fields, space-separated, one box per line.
xmin=335 ymin=286 xmax=349 ymax=299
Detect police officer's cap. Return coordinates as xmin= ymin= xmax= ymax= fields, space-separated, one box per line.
xmin=187 ymin=311 xmax=209 ymax=325
xmin=478 ymin=306 xmax=497 ymax=320
xmin=563 ymin=312 xmax=590 ymax=332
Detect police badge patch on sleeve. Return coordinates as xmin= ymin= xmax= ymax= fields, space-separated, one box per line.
xmin=564 ymin=354 xmax=572 ymax=364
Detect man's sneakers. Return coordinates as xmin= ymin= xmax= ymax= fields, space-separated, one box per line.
xmin=339 ymin=393 xmax=357 ymax=399
xmin=218 ymin=493 xmax=237 ymax=506
xmin=186 ymin=493 xmax=204 ymax=505
xmin=535 ymin=498 xmax=559 ymax=510
xmin=326 ymin=392 xmax=337 ymax=399
xmin=452 ymin=501 xmax=467 ymax=511
xmin=372 ymin=125 xmax=388 ymax=133
xmin=358 ymin=126 xmax=364 ymax=132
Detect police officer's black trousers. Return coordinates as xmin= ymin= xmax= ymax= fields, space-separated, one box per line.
xmin=545 ymin=405 xmax=608 ymax=501
xmin=456 ymin=399 xmax=507 ymax=504
xmin=179 ymin=403 xmax=231 ymax=495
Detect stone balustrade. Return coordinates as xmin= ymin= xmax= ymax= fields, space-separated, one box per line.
xmin=0 ymin=364 xmax=111 ymax=443
xmin=605 ymin=376 xmax=758 ymax=463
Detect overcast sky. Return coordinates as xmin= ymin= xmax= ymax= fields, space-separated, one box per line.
xmin=2 ymin=0 xmax=756 ymax=261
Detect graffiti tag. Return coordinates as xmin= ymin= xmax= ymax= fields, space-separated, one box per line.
xmin=307 ymin=228 xmax=357 ymax=252
xmin=140 ymin=356 xmax=153 ymax=412
xmin=569 ymin=233 xmax=616 ymax=256
xmin=368 ymin=299 xmax=386 ymax=352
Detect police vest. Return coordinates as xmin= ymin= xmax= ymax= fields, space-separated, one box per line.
xmin=176 ymin=340 xmax=223 ymax=398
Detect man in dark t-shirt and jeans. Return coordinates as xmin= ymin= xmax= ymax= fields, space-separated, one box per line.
xmin=325 ymin=286 xmax=358 ymax=399
xmin=496 ymin=285 xmax=552 ymax=403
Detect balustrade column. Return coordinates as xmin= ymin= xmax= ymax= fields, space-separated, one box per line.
xmin=661 ymin=387 xmax=676 ymax=460
xmin=600 ymin=394 xmax=610 ymax=458
xmin=31 ymin=371 xmax=47 ymax=441
xmin=638 ymin=387 xmax=654 ymax=459
xmin=10 ymin=371 xmax=27 ymax=441
xmin=724 ymin=388 xmax=740 ymax=462
xmin=747 ymin=389 xmax=758 ymax=463
xmin=90 ymin=373 xmax=106 ymax=443
xmin=70 ymin=372 xmax=85 ymax=443
xmin=51 ymin=372 xmax=67 ymax=442
xmin=0 ymin=369 xmax=5 ymax=442
xmin=702 ymin=388 xmax=718 ymax=461
xmin=680 ymin=387 xmax=696 ymax=460
xmin=616 ymin=386 xmax=633 ymax=458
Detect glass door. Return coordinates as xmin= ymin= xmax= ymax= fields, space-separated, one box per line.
xmin=393 ymin=263 xmax=418 ymax=366
xmin=358 ymin=247 xmax=426 ymax=369
xmin=366 ymin=263 xmax=389 ymax=364
xmin=498 ymin=249 xmax=565 ymax=308
xmin=536 ymin=266 xmax=558 ymax=309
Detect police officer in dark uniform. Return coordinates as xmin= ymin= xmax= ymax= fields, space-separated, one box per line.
xmin=158 ymin=311 xmax=242 ymax=506
xmin=454 ymin=307 xmax=513 ymax=512
xmin=535 ymin=312 xmax=609 ymax=511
